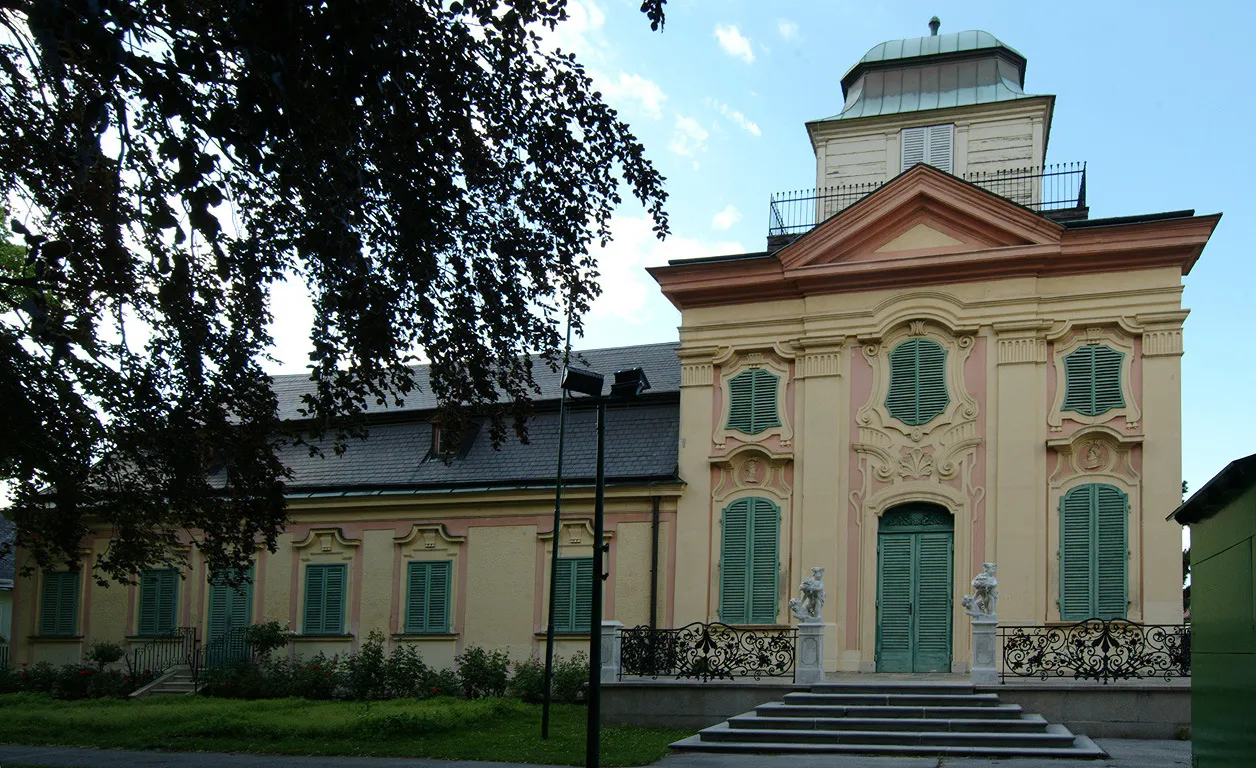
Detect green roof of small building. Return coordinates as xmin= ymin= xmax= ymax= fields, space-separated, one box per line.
xmin=853 ymin=30 xmax=1022 ymax=71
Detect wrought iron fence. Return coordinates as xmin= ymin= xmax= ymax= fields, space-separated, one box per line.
xmin=0 ymin=644 xmax=9 ymax=670
xmin=768 ymin=162 xmax=1087 ymax=238
xmin=125 ymin=626 xmax=197 ymax=679
xmin=999 ymin=618 xmax=1190 ymax=684
xmin=619 ymin=622 xmax=797 ymax=682
xmin=196 ymin=627 xmax=254 ymax=673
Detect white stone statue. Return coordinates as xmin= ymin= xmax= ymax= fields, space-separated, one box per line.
xmin=962 ymin=562 xmax=998 ymax=617
xmin=789 ymin=567 xmax=826 ymax=623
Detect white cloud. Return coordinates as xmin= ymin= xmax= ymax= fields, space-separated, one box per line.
xmin=585 ymin=214 xmax=745 ymax=331
xmin=714 ymin=24 xmax=755 ymax=64
xmin=707 ymin=98 xmax=761 ymax=136
xmin=711 ymin=204 xmax=742 ymax=231
xmin=539 ymin=0 xmax=607 ymax=62
xmin=777 ymin=19 xmax=799 ymax=41
xmin=669 ymin=114 xmax=709 ymax=157
xmin=593 ymin=71 xmax=667 ymax=119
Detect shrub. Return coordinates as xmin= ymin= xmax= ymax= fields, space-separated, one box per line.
xmin=85 ymin=641 xmax=125 ymax=671
xmin=345 ymin=630 xmax=388 ymax=700
xmin=507 ymin=656 xmax=545 ymax=702
xmin=456 ymin=645 xmax=510 ymax=699
xmin=244 ymin=622 xmax=291 ymax=659
xmin=288 ymin=653 xmax=340 ymax=700
xmin=384 ymin=643 xmax=430 ymax=699
xmin=424 ymin=667 xmax=459 ymax=699
xmin=552 ymin=651 xmax=589 ymax=702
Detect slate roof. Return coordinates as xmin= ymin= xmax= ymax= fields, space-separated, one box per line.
xmin=265 ymin=341 xmax=684 ymax=494
xmin=271 ymin=342 xmax=681 ymax=422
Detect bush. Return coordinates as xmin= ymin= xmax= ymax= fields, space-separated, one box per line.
xmin=507 ymin=652 xmax=588 ymax=703
xmin=345 ymin=630 xmax=387 ymax=700
xmin=244 ymin=622 xmax=291 ymax=659
xmin=288 ymin=653 xmax=340 ymax=699
xmin=507 ymin=656 xmax=544 ymax=702
xmin=384 ymin=643 xmax=430 ymax=699
xmin=85 ymin=641 xmax=125 ymax=671
xmin=456 ymin=645 xmax=510 ymax=699
xmin=423 ymin=667 xmax=459 ymax=699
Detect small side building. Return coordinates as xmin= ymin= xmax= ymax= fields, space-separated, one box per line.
xmin=1172 ymin=454 xmax=1256 ymax=767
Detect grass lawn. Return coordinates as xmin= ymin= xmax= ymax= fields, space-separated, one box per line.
xmin=0 ymin=694 xmax=691 ymax=766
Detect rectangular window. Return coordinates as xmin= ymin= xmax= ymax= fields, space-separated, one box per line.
xmin=303 ymin=563 xmax=347 ymax=635
xmin=901 ymin=124 xmax=954 ymax=173
xmin=719 ymin=497 xmax=781 ymax=624
xmin=1059 ymin=483 xmax=1128 ymax=620
xmin=552 ymin=557 xmax=593 ymax=634
xmin=39 ymin=571 xmax=80 ymax=636
xmin=405 ymin=561 xmax=452 ymax=634
xmin=137 ymin=569 xmax=179 ymax=636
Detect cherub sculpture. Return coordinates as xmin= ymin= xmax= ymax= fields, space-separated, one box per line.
xmin=789 ymin=567 xmax=826 ymax=623
xmin=961 ymin=563 xmax=998 ymax=617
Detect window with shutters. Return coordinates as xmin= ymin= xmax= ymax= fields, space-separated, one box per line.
xmin=1059 ymin=483 xmax=1128 ymax=621
xmin=901 ymin=124 xmax=954 ymax=173
xmin=1062 ymin=345 xmax=1125 ymax=417
xmin=885 ymin=338 xmax=949 ymax=426
xmin=303 ymin=563 xmax=348 ymax=635
xmin=552 ymin=557 xmax=593 ymax=634
xmin=719 ymin=497 xmax=780 ymax=624
xmin=404 ymin=561 xmax=452 ymax=634
xmin=137 ymin=569 xmax=179 ymax=636
xmin=39 ymin=571 xmax=80 ymax=636
xmin=726 ymin=369 xmax=781 ymax=435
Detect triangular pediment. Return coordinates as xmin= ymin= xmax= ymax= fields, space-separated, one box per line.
xmin=778 ymin=164 xmax=1064 ymax=270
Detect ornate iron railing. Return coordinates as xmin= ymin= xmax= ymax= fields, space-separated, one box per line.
xmin=619 ymin=622 xmax=797 ymax=682
xmin=768 ymin=162 xmax=1087 ymax=238
xmin=191 ymin=626 xmax=253 ymax=685
xmin=999 ymin=618 xmax=1190 ymax=684
xmin=125 ymin=627 xmax=198 ymax=679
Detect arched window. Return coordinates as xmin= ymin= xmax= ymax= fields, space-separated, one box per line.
xmin=726 ymin=369 xmax=781 ymax=435
xmin=886 ymin=338 xmax=949 ymax=426
xmin=1062 ymin=345 xmax=1125 ymax=417
xmin=719 ymin=497 xmax=780 ymax=624
xmin=1059 ymin=483 xmax=1128 ymax=620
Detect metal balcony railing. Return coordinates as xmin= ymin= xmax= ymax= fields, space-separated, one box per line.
xmin=768 ymin=162 xmax=1087 ymax=239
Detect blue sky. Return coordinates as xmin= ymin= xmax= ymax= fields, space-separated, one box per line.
xmin=267 ymin=0 xmax=1253 ymax=497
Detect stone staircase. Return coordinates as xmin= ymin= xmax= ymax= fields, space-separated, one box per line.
xmin=670 ymin=681 xmax=1106 ymax=758
xmin=129 ymin=665 xmax=197 ymax=699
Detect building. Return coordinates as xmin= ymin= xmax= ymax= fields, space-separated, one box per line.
xmin=1171 ymin=455 xmax=1256 ymax=767
xmin=10 ymin=25 xmax=1218 ymax=677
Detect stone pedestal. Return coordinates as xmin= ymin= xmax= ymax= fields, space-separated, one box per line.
xmin=796 ymin=622 xmax=825 ymax=684
xmin=600 ymin=620 xmax=624 ymax=684
xmin=970 ymin=616 xmax=998 ymax=685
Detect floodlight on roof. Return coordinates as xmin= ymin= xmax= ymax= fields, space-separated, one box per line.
xmin=609 ymin=367 xmax=650 ymax=399
xmin=560 ymin=366 xmax=604 ymax=398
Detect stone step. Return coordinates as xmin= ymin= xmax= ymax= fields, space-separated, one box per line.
xmin=755 ymin=701 xmax=1026 ymax=720
xmin=730 ymin=713 xmax=1050 ymax=733
xmin=698 ymin=722 xmax=1079 ymax=749
xmin=670 ymin=727 xmax=1107 ymax=759
xmin=782 ymin=691 xmax=1002 ymax=708
xmin=810 ymin=681 xmax=976 ymax=695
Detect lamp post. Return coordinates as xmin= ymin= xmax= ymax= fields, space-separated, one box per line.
xmin=556 ymin=365 xmax=649 ymax=768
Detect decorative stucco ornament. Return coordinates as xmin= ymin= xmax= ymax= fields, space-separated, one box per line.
xmin=789 ymin=567 xmax=826 ymax=623
xmin=961 ymin=563 xmax=998 ymax=617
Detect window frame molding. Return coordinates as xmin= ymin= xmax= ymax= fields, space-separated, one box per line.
xmin=1048 ymin=327 xmax=1140 ymax=433
xmin=136 ymin=568 xmax=180 ymax=637
xmin=712 ymin=347 xmax=794 ymax=453
xmin=38 ymin=569 xmax=82 ymax=638
xmin=292 ymin=527 xmax=360 ymax=637
xmin=538 ymin=518 xmax=613 ymax=636
xmin=394 ymin=524 xmax=465 ymax=636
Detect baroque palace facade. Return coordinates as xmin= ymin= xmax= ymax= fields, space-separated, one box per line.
xmin=13 ymin=28 xmax=1218 ymax=675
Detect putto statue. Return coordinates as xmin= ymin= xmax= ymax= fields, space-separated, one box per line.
xmin=789 ymin=567 xmax=826 ymax=623
xmin=962 ymin=563 xmax=998 ymax=617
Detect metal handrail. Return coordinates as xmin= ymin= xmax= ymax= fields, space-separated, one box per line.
xmin=191 ymin=626 xmax=253 ymax=686
xmin=619 ymin=622 xmax=797 ymax=682
xmin=125 ymin=626 xmax=198 ymax=679
xmin=999 ymin=618 xmax=1190 ymax=684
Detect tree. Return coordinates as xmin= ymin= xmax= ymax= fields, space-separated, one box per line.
xmin=0 ymin=0 xmax=669 ymax=582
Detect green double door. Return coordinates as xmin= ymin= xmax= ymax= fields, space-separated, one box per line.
xmin=207 ymin=566 xmax=253 ymax=665
xmin=876 ymin=505 xmax=953 ymax=673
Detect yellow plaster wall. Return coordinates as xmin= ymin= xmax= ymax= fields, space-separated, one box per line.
xmin=261 ymin=533 xmax=294 ymax=625
xmin=359 ymin=529 xmax=394 ymax=637
xmin=611 ymin=521 xmax=652 ymax=627
xmin=463 ymin=524 xmax=536 ymax=659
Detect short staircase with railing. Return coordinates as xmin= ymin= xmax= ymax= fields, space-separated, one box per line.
xmin=126 ymin=627 xmax=198 ymax=699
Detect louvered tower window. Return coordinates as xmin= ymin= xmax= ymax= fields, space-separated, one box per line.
xmin=39 ymin=571 xmax=80 ymax=636
xmin=303 ymin=563 xmax=347 ymax=635
xmin=405 ymin=561 xmax=452 ymax=634
xmin=886 ymin=338 xmax=949 ymax=426
xmin=726 ymin=369 xmax=781 ymax=435
xmin=1062 ymin=345 xmax=1125 ymax=417
xmin=1059 ymin=483 xmax=1128 ymax=621
xmin=719 ymin=497 xmax=780 ymax=624
xmin=901 ymin=124 xmax=954 ymax=173
xmin=552 ymin=557 xmax=593 ymax=634
xmin=137 ymin=569 xmax=179 ymax=636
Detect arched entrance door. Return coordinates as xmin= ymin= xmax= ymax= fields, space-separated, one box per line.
xmin=876 ymin=503 xmax=953 ymax=673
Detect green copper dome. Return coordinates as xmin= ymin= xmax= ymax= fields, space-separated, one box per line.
xmin=854 ymin=30 xmax=1023 ymax=71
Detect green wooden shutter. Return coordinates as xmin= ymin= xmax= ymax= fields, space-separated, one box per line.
xmin=726 ymin=369 xmax=781 ymax=435
xmin=719 ymin=499 xmax=750 ymax=623
xmin=139 ymin=569 xmax=178 ymax=636
xmin=748 ymin=498 xmax=780 ymax=624
xmin=1091 ymin=347 xmax=1125 ymax=415
xmin=406 ymin=561 xmax=452 ymax=634
xmin=553 ymin=558 xmax=592 ymax=633
xmin=208 ymin=566 xmax=253 ymax=640
xmin=914 ymin=532 xmax=953 ymax=672
xmin=876 ymin=535 xmax=913 ymax=672
xmin=1063 ymin=345 xmax=1125 ymax=417
xmin=553 ymin=559 xmax=574 ymax=633
xmin=303 ymin=564 xmax=340 ymax=635
xmin=886 ymin=339 xmax=949 ymax=426
xmin=1094 ymin=485 xmax=1129 ymax=619
xmin=39 ymin=571 xmax=79 ymax=636
xmin=1059 ymin=486 xmax=1094 ymax=620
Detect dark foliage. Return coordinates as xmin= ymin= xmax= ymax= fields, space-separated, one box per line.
xmin=0 ymin=0 xmax=669 ymax=581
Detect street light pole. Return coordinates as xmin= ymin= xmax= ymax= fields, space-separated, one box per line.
xmin=585 ymin=397 xmax=607 ymax=768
